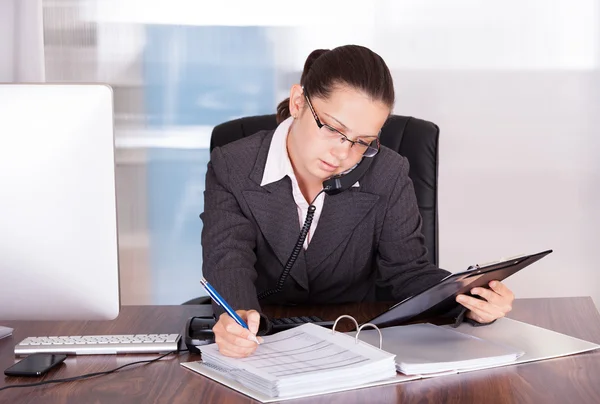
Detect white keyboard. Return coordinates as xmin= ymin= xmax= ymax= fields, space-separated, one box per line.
xmin=14 ymin=334 xmax=181 ymax=356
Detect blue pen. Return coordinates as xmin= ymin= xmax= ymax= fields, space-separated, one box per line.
xmin=200 ymin=278 xmax=260 ymax=344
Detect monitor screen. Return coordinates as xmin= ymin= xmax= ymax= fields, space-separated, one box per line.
xmin=0 ymin=84 xmax=120 ymax=321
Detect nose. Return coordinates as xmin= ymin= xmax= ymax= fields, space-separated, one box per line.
xmin=330 ymin=138 xmax=351 ymax=161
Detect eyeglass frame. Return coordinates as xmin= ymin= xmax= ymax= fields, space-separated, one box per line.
xmin=301 ymin=87 xmax=381 ymax=158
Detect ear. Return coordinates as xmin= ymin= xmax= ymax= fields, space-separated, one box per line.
xmin=288 ymin=84 xmax=305 ymax=119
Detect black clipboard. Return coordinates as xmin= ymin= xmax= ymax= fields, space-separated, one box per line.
xmin=368 ymin=249 xmax=553 ymax=328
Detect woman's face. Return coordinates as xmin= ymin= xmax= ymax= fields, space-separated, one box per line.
xmin=287 ymin=84 xmax=390 ymax=185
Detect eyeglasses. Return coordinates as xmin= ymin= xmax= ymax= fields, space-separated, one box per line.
xmin=303 ymin=89 xmax=380 ymax=158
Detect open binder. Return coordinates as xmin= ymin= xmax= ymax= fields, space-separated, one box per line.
xmin=181 ymin=315 xmax=529 ymax=402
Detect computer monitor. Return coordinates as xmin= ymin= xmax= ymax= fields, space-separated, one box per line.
xmin=0 ymin=84 xmax=120 ymax=321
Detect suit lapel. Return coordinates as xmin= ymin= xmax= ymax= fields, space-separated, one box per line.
xmin=242 ymin=182 xmax=309 ymax=291
xmin=242 ymin=133 xmax=309 ymax=291
xmin=306 ymin=189 xmax=379 ymax=269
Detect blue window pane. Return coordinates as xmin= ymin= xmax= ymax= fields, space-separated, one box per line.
xmin=144 ymin=25 xmax=275 ymax=127
xmin=143 ymin=26 xmax=275 ymax=304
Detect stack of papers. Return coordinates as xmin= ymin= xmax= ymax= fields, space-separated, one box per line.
xmin=199 ymin=323 xmax=397 ymax=398
xmin=355 ymin=323 xmax=525 ymax=375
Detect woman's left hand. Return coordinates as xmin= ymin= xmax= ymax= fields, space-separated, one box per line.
xmin=456 ymin=280 xmax=515 ymax=324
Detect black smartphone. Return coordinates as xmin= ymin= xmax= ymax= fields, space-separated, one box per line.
xmin=4 ymin=353 xmax=67 ymax=377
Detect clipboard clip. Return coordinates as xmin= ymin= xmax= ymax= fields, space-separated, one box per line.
xmin=331 ymin=315 xmax=383 ymax=350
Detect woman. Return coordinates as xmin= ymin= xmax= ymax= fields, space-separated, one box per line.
xmin=201 ymin=45 xmax=514 ymax=358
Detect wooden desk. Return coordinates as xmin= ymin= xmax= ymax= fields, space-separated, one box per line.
xmin=1 ymin=297 xmax=599 ymax=403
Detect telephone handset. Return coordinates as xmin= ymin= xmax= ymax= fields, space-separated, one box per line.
xmin=322 ymin=157 xmax=374 ymax=195
xmin=257 ymin=156 xmax=375 ymax=300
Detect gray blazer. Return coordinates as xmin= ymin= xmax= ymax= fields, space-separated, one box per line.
xmin=201 ymin=129 xmax=452 ymax=317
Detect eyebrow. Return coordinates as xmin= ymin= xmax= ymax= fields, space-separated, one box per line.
xmin=322 ymin=112 xmax=378 ymax=139
xmin=323 ymin=112 xmax=349 ymax=130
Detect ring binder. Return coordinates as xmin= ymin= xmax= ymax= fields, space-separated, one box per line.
xmin=357 ymin=323 xmax=383 ymax=349
xmin=331 ymin=315 xmax=359 ymax=334
xmin=331 ymin=315 xmax=383 ymax=349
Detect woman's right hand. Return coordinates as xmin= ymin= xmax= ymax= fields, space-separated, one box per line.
xmin=213 ymin=309 xmax=264 ymax=358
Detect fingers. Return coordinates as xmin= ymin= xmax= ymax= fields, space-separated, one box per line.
xmin=456 ymin=281 xmax=515 ymax=324
xmin=468 ymin=286 xmax=502 ymax=305
xmin=213 ymin=312 xmax=261 ymax=358
xmin=238 ymin=310 xmax=262 ymax=344
xmin=470 ymin=285 xmax=513 ymax=311
xmin=465 ymin=309 xmax=496 ymax=324
xmin=456 ymin=294 xmax=504 ymax=323
xmin=244 ymin=310 xmax=261 ymax=336
xmin=239 ymin=310 xmax=262 ymax=344
xmin=489 ymin=280 xmax=515 ymax=300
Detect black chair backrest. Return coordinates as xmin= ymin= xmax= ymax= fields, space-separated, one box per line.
xmin=210 ymin=114 xmax=440 ymax=265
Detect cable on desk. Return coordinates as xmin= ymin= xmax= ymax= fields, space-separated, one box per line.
xmin=0 ymin=349 xmax=188 ymax=392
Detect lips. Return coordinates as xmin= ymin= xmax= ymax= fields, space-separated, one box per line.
xmin=319 ymin=159 xmax=339 ymax=173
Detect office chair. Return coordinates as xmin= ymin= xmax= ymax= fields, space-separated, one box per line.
xmin=183 ymin=113 xmax=440 ymax=304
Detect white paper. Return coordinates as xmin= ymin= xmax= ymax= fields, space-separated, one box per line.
xmin=355 ymin=323 xmax=524 ymax=375
xmin=199 ymin=323 xmax=397 ymax=398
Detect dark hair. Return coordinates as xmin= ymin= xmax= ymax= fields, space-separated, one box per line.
xmin=276 ymin=45 xmax=395 ymax=123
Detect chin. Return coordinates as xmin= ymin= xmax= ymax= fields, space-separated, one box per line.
xmin=308 ymin=169 xmax=331 ymax=182
xmin=331 ymin=166 xmax=352 ymax=177
xmin=314 ymin=172 xmax=330 ymax=181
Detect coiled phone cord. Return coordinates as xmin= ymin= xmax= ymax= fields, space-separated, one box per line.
xmin=257 ymin=190 xmax=324 ymax=300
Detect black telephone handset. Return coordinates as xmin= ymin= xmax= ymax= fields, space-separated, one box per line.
xmin=322 ymin=157 xmax=374 ymax=195
xmin=257 ymin=156 xmax=375 ymax=300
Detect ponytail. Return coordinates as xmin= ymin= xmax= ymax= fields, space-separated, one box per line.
xmin=276 ymin=97 xmax=291 ymax=124
xmin=300 ymin=49 xmax=330 ymax=84
xmin=275 ymin=49 xmax=330 ymax=124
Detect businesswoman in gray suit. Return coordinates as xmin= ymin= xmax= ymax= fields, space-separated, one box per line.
xmin=201 ymin=45 xmax=515 ymax=357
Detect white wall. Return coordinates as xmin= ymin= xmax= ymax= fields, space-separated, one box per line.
xmin=0 ymin=0 xmax=45 ymax=82
xmin=0 ymin=0 xmax=16 ymax=81
xmin=400 ymin=70 xmax=600 ymax=307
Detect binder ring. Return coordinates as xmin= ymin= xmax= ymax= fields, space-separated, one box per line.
xmin=331 ymin=315 xmax=359 ymax=335
xmin=331 ymin=316 xmax=383 ymax=350
xmin=356 ymin=323 xmax=383 ymax=350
